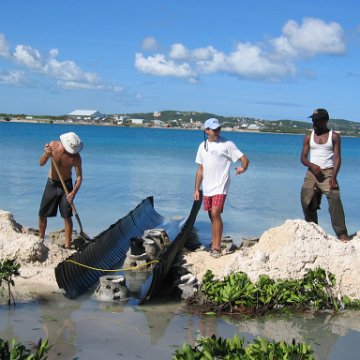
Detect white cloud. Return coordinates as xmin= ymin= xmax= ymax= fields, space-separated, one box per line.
xmin=13 ymin=45 xmax=43 ymax=69
xmin=225 ymin=43 xmax=295 ymax=79
xmin=169 ymin=43 xmax=189 ymax=59
xmin=136 ymin=17 xmax=346 ymax=82
xmin=58 ymin=80 xmax=105 ymax=90
xmin=0 ymin=32 xmax=122 ymax=93
xmin=192 ymin=46 xmax=218 ymax=61
xmin=275 ymin=17 xmax=346 ymax=57
xmin=135 ymin=53 xmax=197 ymax=81
xmin=0 ymin=33 xmax=10 ymax=58
xmin=0 ymin=70 xmax=25 ymax=85
xmin=141 ymin=37 xmax=158 ymax=51
xmin=44 ymin=57 xmax=101 ymax=83
xmin=49 ymin=48 xmax=59 ymax=58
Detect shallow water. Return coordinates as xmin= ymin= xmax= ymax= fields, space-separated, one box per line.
xmin=1 ymin=293 xmax=360 ymax=359
xmin=1 ymin=122 xmax=360 ymax=359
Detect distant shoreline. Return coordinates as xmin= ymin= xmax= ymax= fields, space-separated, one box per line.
xmin=0 ymin=118 xmax=307 ymax=136
xmin=3 ymin=117 xmax=359 ymax=138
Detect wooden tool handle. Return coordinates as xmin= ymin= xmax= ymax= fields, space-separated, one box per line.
xmin=51 ymin=158 xmax=78 ymax=215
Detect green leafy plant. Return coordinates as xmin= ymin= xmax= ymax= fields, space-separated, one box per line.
xmin=173 ymin=335 xmax=314 ymax=359
xmin=0 ymin=259 xmax=21 ymax=306
xmin=195 ymin=267 xmax=353 ymax=314
xmin=0 ymin=338 xmax=50 ymax=360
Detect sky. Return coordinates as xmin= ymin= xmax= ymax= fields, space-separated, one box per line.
xmin=1 ymin=0 xmax=359 ymax=121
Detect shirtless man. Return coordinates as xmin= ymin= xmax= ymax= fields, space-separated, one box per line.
xmin=300 ymin=108 xmax=350 ymax=242
xmin=38 ymin=132 xmax=83 ymax=248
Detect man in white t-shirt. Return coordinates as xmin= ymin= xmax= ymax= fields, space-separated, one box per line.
xmin=194 ymin=118 xmax=249 ymax=257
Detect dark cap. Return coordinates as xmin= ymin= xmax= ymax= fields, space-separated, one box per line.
xmin=308 ymin=108 xmax=329 ymax=121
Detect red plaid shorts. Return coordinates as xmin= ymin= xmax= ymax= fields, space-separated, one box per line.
xmin=203 ymin=194 xmax=227 ymax=211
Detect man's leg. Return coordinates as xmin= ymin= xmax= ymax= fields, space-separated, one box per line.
xmin=38 ymin=216 xmax=47 ymax=241
xmin=208 ymin=207 xmax=223 ymax=251
xmin=327 ymin=191 xmax=349 ymax=241
xmin=301 ymin=171 xmax=319 ymax=224
xmin=64 ymin=217 xmax=73 ymax=248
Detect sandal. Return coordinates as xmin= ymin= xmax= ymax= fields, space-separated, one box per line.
xmin=209 ymin=249 xmax=222 ymax=258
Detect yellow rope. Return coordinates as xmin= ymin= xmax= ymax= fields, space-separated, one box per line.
xmin=65 ymin=259 xmax=159 ymax=272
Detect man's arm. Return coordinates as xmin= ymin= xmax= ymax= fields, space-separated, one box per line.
xmin=330 ymin=132 xmax=341 ymax=189
xmin=67 ymin=155 xmax=82 ymax=203
xmin=39 ymin=142 xmax=53 ymax=166
xmin=235 ymin=155 xmax=249 ymax=175
xmin=194 ymin=164 xmax=203 ymax=200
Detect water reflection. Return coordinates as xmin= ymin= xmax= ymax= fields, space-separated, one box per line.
xmin=226 ymin=310 xmax=360 ymax=360
xmin=1 ymin=296 xmax=360 ymax=359
xmin=40 ymin=299 xmax=79 ymax=359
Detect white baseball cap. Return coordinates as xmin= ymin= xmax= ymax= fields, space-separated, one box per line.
xmin=204 ymin=118 xmax=221 ymax=130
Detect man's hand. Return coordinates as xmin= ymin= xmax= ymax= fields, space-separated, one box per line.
xmin=194 ymin=190 xmax=201 ymax=201
xmin=67 ymin=191 xmax=75 ymax=204
xmin=309 ymin=163 xmax=322 ymax=177
xmin=235 ymin=167 xmax=246 ymax=175
xmin=44 ymin=143 xmax=52 ymax=157
xmin=329 ymin=177 xmax=338 ymax=190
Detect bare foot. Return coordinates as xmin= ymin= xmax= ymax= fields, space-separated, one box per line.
xmin=338 ymin=234 xmax=350 ymax=242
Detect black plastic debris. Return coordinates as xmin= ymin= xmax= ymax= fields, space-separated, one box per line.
xmin=139 ymin=191 xmax=202 ymax=304
xmin=55 ymin=197 xmax=164 ymax=299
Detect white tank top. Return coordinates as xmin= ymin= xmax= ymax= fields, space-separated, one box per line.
xmin=309 ymin=130 xmax=334 ymax=169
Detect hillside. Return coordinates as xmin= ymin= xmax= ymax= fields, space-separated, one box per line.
xmin=2 ymin=110 xmax=360 ymax=136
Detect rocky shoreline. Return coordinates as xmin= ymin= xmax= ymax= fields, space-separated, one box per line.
xmin=1 ymin=209 xmax=360 ymax=302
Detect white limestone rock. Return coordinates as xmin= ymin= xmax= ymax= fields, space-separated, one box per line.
xmin=184 ymin=219 xmax=360 ymax=299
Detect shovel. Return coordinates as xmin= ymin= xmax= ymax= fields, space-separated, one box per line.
xmin=51 ymin=158 xmax=91 ymax=242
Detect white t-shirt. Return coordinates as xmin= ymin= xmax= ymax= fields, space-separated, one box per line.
xmin=195 ymin=137 xmax=244 ymax=196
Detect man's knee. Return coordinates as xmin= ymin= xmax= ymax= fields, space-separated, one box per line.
xmin=327 ymin=190 xmax=340 ymax=201
xmin=209 ymin=208 xmax=222 ymax=220
xmin=301 ymin=188 xmax=313 ymax=208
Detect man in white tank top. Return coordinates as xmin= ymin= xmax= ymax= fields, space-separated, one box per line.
xmin=300 ymin=108 xmax=350 ymax=242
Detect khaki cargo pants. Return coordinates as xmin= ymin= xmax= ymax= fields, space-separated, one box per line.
xmin=300 ymin=168 xmax=348 ymax=237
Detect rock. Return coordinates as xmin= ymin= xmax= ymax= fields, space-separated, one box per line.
xmin=183 ymin=219 xmax=360 ymax=300
xmin=240 ymin=237 xmax=260 ymax=248
xmin=220 ymin=236 xmax=237 ymax=254
xmin=0 ymin=210 xmax=47 ymax=263
xmin=0 ymin=209 xmax=77 ymax=301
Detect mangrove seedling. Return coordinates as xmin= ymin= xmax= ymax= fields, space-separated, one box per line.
xmin=0 ymin=259 xmax=21 ymax=306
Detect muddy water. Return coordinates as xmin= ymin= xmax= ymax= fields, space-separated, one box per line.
xmin=1 ymin=291 xmax=360 ymax=360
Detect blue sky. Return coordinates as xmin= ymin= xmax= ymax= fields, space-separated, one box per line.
xmin=1 ymin=0 xmax=359 ymax=121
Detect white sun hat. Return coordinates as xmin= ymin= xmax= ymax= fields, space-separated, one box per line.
xmin=60 ymin=132 xmax=83 ymax=154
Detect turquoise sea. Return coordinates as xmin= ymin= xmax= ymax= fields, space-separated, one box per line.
xmin=1 ymin=122 xmax=360 ymax=241
xmin=1 ymin=121 xmax=360 ymax=359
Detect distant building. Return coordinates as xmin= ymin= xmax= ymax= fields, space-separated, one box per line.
xmin=68 ymin=110 xmax=103 ymax=121
xmin=153 ymin=120 xmax=164 ymax=127
xmin=130 ymin=118 xmax=144 ymax=125
xmin=247 ymin=124 xmax=261 ymax=131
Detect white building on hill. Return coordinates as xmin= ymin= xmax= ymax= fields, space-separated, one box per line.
xmin=68 ymin=110 xmax=103 ymax=121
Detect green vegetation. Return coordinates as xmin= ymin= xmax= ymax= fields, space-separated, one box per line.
xmin=0 ymin=259 xmax=20 ymax=306
xmin=173 ymin=334 xmax=314 ymax=359
xmin=189 ymin=268 xmax=360 ymax=314
xmin=0 ymin=338 xmax=50 ymax=360
xmin=2 ymin=110 xmax=360 ymax=136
